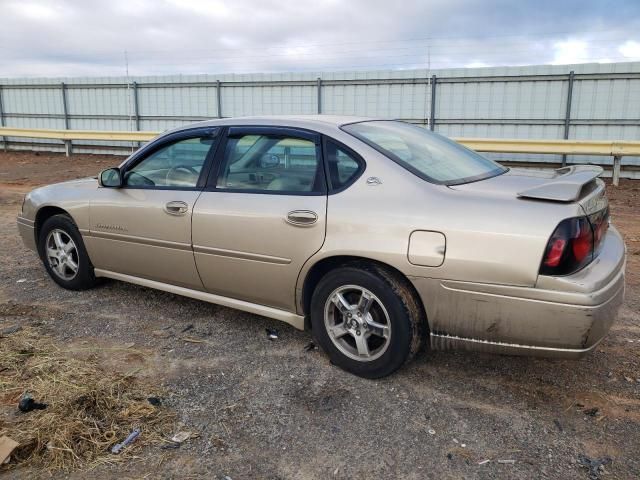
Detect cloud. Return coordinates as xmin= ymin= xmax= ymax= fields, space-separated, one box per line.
xmin=552 ymin=40 xmax=589 ymax=64
xmin=1 ymin=0 xmax=639 ymax=77
xmin=619 ymin=40 xmax=640 ymax=58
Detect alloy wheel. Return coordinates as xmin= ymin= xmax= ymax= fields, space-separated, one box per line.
xmin=45 ymin=229 xmax=80 ymax=281
xmin=323 ymin=285 xmax=392 ymax=361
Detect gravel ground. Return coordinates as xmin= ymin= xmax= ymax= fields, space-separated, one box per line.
xmin=1 ymin=150 xmax=639 ymax=479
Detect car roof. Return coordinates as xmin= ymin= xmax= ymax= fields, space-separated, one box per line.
xmin=160 ymin=115 xmax=378 ymax=138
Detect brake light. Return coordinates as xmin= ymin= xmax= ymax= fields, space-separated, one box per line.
xmin=540 ymin=209 xmax=608 ymax=276
xmin=572 ymin=220 xmax=593 ymax=263
xmin=543 ymin=238 xmax=567 ymax=268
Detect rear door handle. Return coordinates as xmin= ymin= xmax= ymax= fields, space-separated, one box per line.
xmin=286 ymin=210 xmax=318 ymax=226
xmin=164 ymin=201 xmax=189 ymax=216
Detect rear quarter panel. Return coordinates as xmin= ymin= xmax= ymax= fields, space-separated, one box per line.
xmin=296 ymin=141 xmax=584 ymax=313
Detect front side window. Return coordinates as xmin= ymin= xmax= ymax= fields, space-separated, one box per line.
xmin=342 ymin=121 xmax=506 ymax=185
xmin=216 ymin=134 xmax=322 ymax=193
xmin=124 ymin=136 xmax=214 ymax=188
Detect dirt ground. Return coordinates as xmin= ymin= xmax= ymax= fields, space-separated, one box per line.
xmin=0 ymin=150 xmax=639 ymax=479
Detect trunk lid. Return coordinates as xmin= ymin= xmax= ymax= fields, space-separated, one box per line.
xmin=450 ymin=165 xmax=608 ymax=216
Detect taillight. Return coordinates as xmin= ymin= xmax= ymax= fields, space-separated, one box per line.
xmin=589 ymin=207 xmax=609 ymax=254
xmin=540 ymin=208 xmax=608 ymax=276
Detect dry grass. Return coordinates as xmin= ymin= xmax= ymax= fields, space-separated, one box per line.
xmin=0 ymin=326 xmax=175 ymax=472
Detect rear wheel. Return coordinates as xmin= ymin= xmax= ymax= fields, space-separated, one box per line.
xmin=310 ymin=263 xmax=424 ymax=378
xmin=38 ymin=214 xmax=98 ymax=290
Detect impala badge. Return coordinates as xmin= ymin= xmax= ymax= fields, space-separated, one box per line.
xmin=95 ymin=223 xmax=128 ymax=232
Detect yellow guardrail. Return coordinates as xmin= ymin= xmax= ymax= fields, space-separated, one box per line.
xmin=452 ymin=137 xmax=640 ymax=157
xmin=0 ymin=127 xmax=636 ymax=184
xmin=0 ymin=127 xmax=158 ymax=142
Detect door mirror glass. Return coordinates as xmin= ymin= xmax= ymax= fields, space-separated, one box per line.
xmin=99 ymin=168 xmax=122 ymax=188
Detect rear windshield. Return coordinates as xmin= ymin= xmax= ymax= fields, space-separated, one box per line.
xmin=342 ymin=120 xmax=506 ymax=185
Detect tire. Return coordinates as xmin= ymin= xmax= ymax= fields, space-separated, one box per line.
xmin=310 ymin=262 xmax=425 ymax=378
xmin=37 ymin=214 xmax=99 ymax=290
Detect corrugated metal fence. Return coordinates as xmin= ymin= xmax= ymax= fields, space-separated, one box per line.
xmin=1 ymin=62 xmax=639 ymax=168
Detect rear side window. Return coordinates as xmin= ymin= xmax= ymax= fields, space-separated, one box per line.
xmin=216 ymin=134 xmax=324 ymax=193
xmin=324 ymin=139 xmax=364 ymax=191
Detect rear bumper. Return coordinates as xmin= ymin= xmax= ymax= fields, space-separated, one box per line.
xmin=17 ymin=216 xmax=37 ymax=252
xmin=411 ymin=226 xmax=626 ymax=358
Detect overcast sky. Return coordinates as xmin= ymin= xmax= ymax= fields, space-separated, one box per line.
xmin=2 ymin=0 xmax=640 ymax=78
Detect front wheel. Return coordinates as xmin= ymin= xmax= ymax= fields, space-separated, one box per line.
xmin=310 ymin=263 xmax=425 ymax=378
xmin=38 ymin=214 xmax=99 ymax=290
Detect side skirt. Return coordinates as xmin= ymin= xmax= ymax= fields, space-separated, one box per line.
xmin=94 ymin=269 xmax=305 ymax=330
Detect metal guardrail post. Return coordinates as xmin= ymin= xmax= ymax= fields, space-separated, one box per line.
xmin=430 ymin=75 xmax=437 ymax=131
xmin=0 ymin=85 xmax=6 ymax=151
xmin=132 ymin=81 xmax=141 ymax=147
xmin=612 ymin=155 xmax=622 ymax=186
xmin=317 ymin=77 xmax=322 ymax=114
xmin=61 ymin=82 xmax=72 ymax=156
xmin=216 ymin=80 xmax=222 ymax=118
xmin=562 ymin=70 xmax=575 ymax=167
xmin=132 ymin=81 xmax=140 ymax=131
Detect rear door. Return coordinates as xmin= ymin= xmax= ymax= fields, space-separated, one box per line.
xmin=192 ymin=126 xmax=327 ymax=311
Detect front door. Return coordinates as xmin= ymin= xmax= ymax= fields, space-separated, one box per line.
xmin=192 ymin=126 xmax=327 ymax=311
xmin=86 ymin=129 xmax=218 ymax=290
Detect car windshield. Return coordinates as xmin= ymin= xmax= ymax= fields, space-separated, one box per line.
xmin=342 ymin=120 xmax=507 ymax=185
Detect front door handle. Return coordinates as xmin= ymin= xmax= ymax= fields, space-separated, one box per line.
xmin=286 ymin=210 xmax=318 ymax=226
xmin=164 ymin=201 xmax=189 ymax=216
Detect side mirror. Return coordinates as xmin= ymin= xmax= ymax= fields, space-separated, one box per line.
xmin=99 ymin=168 xmax=122 ymax=188
xmin=259 ymin=154 xmax=280 ymax=169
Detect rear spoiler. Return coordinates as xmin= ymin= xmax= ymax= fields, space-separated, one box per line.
xmin=517 ymin=165 xmax=603 ymax=202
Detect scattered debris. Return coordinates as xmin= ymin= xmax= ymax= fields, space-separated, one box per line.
xmin=497 ymin=459 xmax=516 ymax=464
xmin=170 ymin=431 xmax=197 ymax=444
xmin=16 ymin=279 xmax=27 ymax=283
xmin=18 ymin=393 xmax=47 ymax=413
xmin=428 ymin=428 xmax=436 ymax=435
xmin=446 ymin=453 xmax=453 ymax=460
xmin=553 ymin=419 xmax=564 ymax=431
xmin=147 ymin=397 xmax=162 ymax=407
xmin=182 ymin=337 xmax=206 ymax=344
xmin=478 ymin=459 xmax=491 ymax=465
xmin=1 ymin=325 xmax=22 ymax=336
xmin=578 ymin=455 xmax=612 ymax=480
xmin=0 ymin=436 xmax=19 ymax=465
xmin=304 ymin=341 xmax=317 ymax=351
xmin=181 ymin=324 xmax=194 ymax=333
xmin=160 ymin=442 xmax=181 ymax=450
xmin=266 ymin=327 xmax=279 ymax=340
xmin=624 ymin=376 xmax=633 ymax=383
xmin=583 ymin=407 xmax=600 ymax=416
xmin=111 ymin=428 xmax=141 ymax=454
xmin=333 ymin=466 xmax=340 ymax=475
xmin=152 ymin=329 xmax=172 ymax=338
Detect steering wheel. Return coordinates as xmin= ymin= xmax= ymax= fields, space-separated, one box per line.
xmin=166 ymin=165 xmax=199 ymax=185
